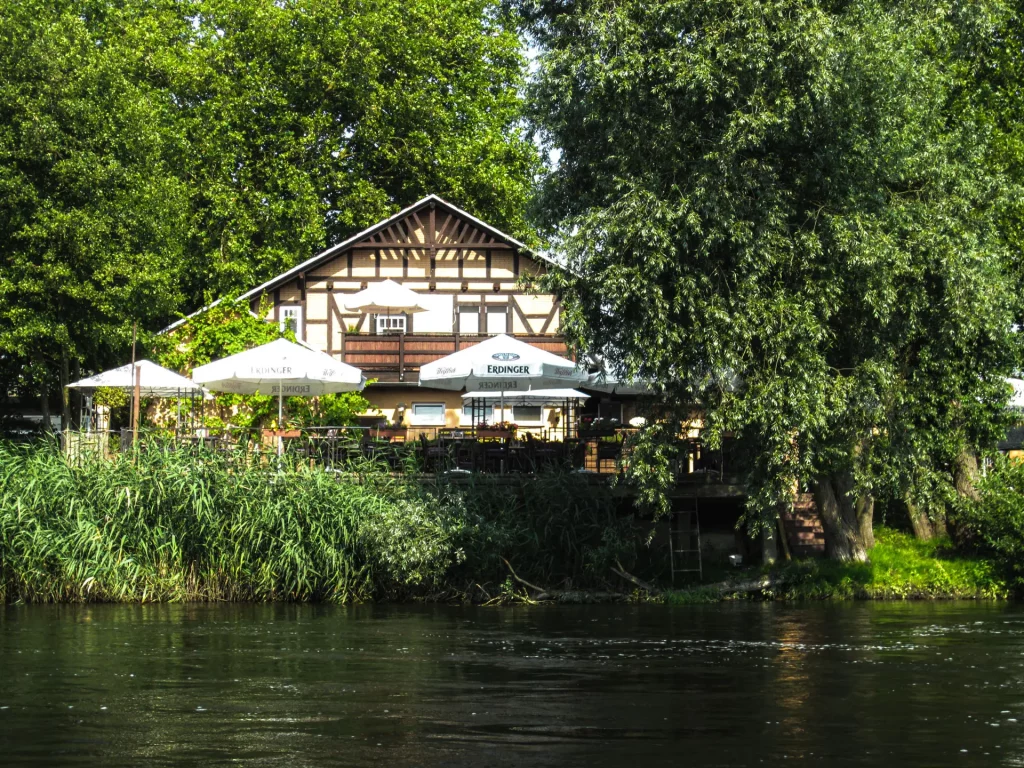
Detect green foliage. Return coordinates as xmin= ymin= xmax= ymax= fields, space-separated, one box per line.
xmin=527 ymin=0 xmax=1023 ymax=532
xmin=92 ymin=387 xmax=129 ymax=409
xmin=289 ymin=392 xmax=375 ymax=428
xmin=0 ymin=0 xmax=189 ymax=396
xmin=152 ymin=298 xmax=285 ymax=428
xmin=0 ymin=441 xmax=638 ymax=603
xmin=0 ymin=0 xmax=539 ymax=412
xmin=445 ymin=472 xmax=640 ymax=588
xmin=155 ymin=298 xmax=282 ymax=375
xmin=170 ymin=0 xmax=541 ymax=299
xmin=955 ymin=456 xmax=1024 ymax=586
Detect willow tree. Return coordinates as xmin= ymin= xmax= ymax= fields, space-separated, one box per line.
xmin=527 ymin=0 xmax=1021 ymax=559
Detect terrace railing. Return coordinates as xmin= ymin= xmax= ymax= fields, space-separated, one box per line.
xmin=55 ymin=425 xmax=743 ymax=484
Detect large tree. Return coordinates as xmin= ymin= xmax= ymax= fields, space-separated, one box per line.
xmin=0 ymin=0 xmax=539 ymax=421
xmin=527 ymin=0 xmax=1022 ymax=559
xmin=165 ymin=0 xmax=540 ymax=301
xmin=0 ymin=0 xmax=189 ymax=426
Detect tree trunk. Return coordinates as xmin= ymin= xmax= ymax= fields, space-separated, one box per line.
xmin=70 ymin=359 xmax=81 ymax=429
xmin=38 ymin=359 xmax=51 ymax=432
xmin=952 ymin=450 xmax=980 ymax=503
xmin=906 ymin=497 xmax=934 ymax=541
xmin=855 ymin=493 xmax=875 ymax=550
xmin=60 ymin=349 xmax=71 ymax=432
xmin=930 ymin=505 xmax=949 ymax=538
xmin=949 ymin=449 xmax=981 ymax=544
xmin=814 ymin=473 xmax=871 ymax=562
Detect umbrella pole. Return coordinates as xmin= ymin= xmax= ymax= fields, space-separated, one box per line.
xmin=278 ymin=381 xmax=284 ymax=458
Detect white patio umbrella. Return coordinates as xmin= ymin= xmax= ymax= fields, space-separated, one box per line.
xmin=343 ymin=279 xmax=428 ymax=331
xmin=420 ymin=334 xmax=587 ymax=418
xmin=585 ymin=369 xmax=652 ymax=396
xmin=192 ymin=338 xmax=365 ymax=454
xmin=68 ymin=360 xmax=205 ymax=397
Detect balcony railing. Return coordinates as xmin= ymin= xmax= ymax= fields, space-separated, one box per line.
xmin=338 ymin=333 xmax=568 ymax=382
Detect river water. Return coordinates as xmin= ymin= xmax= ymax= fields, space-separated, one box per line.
xmin=1 ymin=602 xmax=1023 ymax=766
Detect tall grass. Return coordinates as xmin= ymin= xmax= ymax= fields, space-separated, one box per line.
xmin=0 ymin=440 xmax=639 ymax=603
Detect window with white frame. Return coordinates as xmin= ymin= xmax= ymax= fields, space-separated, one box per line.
xmin=280 ymin=306 xmax=303 ymax=340
xmin=512 ymin=405 xmax=543 ymax=424
xmin=485 ymin=304 xmax=509 ymax=335
xmin=410 ymin=403 xmax=446 ymax=425
xmin=461 ymin=403 xmax=495 ymax=425
xmin=458 ymin=305 xmax=479 ymax=334
xmin=376 ymin=314 xmax=407 ymax=334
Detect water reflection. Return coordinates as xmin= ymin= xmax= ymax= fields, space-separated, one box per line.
xmin=2 ymin=602 xmax=1024 ymax=766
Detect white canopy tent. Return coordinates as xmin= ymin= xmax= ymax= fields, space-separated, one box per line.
xmin=67 ymin=360 xmax=207 ymax=434
xmin=192 ymin=338 xmax=366 ymax=454
xmin=461 ymin=388 xmax=590 ymax=406
xmin=68 ymin=360 xmax=205 ymax=398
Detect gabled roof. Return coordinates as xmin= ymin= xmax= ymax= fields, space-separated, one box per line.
xmin=160 ymin=301 xmax=259 ymax=335
xmin=161 ymin=194 xmax=548 ymax=335
xmin=238 ymin=194 xmax=550 ymax=302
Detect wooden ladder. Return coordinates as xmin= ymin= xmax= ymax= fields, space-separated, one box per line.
xmin=670 ymin=498 xmax=703 ymax=584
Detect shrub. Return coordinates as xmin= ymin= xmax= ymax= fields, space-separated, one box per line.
xmin=955 ymin=456 xmax=1024 ymax=586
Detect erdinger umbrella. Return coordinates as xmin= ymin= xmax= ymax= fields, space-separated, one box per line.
xmin=68 ymin=360 xmax=205 ymax=398
xmin=419 ymin=335 xmax=586 ymax=394
xmin=192 ymin=338 xmax=365 ymax=454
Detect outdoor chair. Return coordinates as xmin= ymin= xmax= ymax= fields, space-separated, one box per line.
xmin=418 ymin=434 xmax=451 ymax=473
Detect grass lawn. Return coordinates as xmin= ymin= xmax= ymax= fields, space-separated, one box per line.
xmin=665 ymin=527 xmax=1010 ymax=603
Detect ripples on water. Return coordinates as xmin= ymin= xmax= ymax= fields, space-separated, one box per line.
xmin=2 ymin=602 xmax=1024 ymax=766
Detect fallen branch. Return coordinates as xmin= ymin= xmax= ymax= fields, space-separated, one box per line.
xmin=684 ymin=575 xmax=793 ymax=597
xmin=500 ymin=558 xmax=631 ymax=602
xmin=611 ymin=559 xmax=662 ymax=595
xmin=501 ymin=557 xmax=552 ymax=597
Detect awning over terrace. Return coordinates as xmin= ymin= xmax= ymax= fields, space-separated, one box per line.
xmin=461 ymin=388 xmax=590 ymax=406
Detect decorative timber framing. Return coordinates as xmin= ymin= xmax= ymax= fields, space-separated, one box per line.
xmin=164 ymin=196 xmax=565 ymax=372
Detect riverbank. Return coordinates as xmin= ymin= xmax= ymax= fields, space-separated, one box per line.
xmin=1 ymin=443 xmax=1014 ymax=605
xmin=665 ymin=528 xmax=1010 ymax=603
xmin=0 ymin=441 xmax=639 ymax=603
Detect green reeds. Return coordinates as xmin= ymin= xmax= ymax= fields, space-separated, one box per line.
xmin=0 ymin=440 xmax=641 ymax=603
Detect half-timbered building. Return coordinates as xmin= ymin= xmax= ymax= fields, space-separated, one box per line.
xmin=236 ymin=195 xmax=569 ymax=430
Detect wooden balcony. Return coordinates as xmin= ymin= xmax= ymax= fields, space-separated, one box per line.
xmin=338 ymin=333 xmax=568 ymax=383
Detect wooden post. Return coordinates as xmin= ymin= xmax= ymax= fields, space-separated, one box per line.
xmin=399 ymin=332 xmax=405 ymax=382
xmin=133 ymin=364 xmax=141 ymax=440
xmin=129 ymin=322 xmax=139 ymax=436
